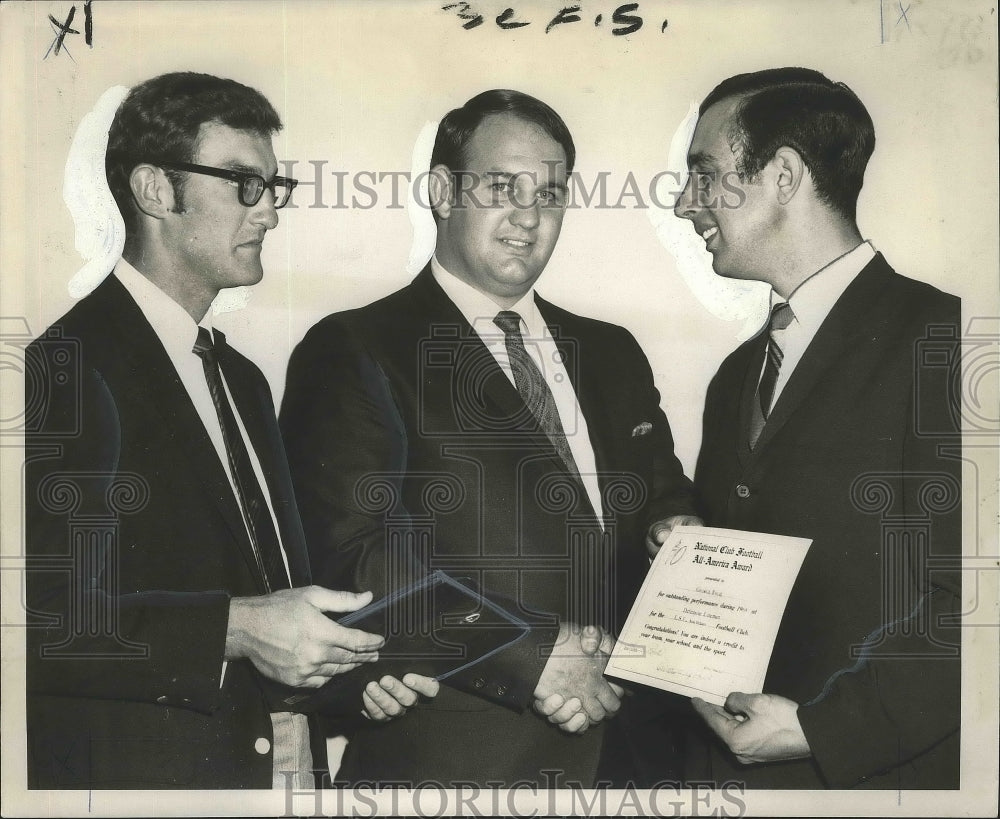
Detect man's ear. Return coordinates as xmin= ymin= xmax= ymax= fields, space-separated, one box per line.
xmin=428 ymin=164 xmax=454 ymax=219
xmin=128 ymin=164 xmax=177 ymax=219
xmin=771 ymin=147 xmax=806 ymax=205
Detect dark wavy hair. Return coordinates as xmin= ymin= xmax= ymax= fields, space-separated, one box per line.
xmin=700 ymin=67 xmax=875 ymax=222
xmin=431 ymin=89 xmax=576 ymax=174
xmin=106 ymin=72 xmax=282 ymax=230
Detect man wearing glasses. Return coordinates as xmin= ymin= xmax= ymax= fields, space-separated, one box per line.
xmin=25 ymin=72 xmax=436 ymax=790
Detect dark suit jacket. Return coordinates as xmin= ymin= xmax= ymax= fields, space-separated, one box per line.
xmin=690 ymin=254 xmax=961 ymax=788
xmin=25 ymin=275 xmax=327 ymax=789
xmin=280 ymin=266 xmax=696 ymax=786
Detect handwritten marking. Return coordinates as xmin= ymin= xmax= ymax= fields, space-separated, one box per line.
xmin=546 ymin=5 xmax=582 ymax=34
xmin=611 ymin=2 xmax=642 ymax=35
xmin=442 ymin=2 xmax=484 ymax=29
xmin=495 ymin=7 xmax=529 ymax=29
xmin=897 ymin=2 xmax=912 ymax=32
xmin=45 ymin=6 xmax=78 ymax=60
xmin=938 ymin=12 xmax=986 ymax=66
xmin=44 ymin=0 xmax=94 ymax=61
xmin=442 ymin=2 xmax=668 ymax=35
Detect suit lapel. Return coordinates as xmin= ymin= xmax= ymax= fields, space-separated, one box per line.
xmin=101 ymin=277 xmax=269 ymax=593
xmin=537 ymin=297 xmax=608 ymax=513
xmin=751 ymin=255 xmax=896 ymax=453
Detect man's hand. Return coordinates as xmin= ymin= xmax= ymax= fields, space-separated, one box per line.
xmin=646 ymin=515 xmax=704 ymax=559
xmin=533 ymin=623 xmax=623 ymax=734
xmin=361 ymin=673 xmax=439 ymax=722
xmin=578 ymin=623 xmax=616 ymax=657
xmin=692 ymin=692 xmax=811 ymax=764
xmin=226 ymin=586 xmax=384 ymax=687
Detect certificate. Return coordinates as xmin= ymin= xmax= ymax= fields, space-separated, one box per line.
xmin=606 ymin=526 xmax=811 ymax=705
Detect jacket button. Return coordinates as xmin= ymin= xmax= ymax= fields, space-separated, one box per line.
xmin=254 ymin=737 xmax=271 ymax=755
xmin=736 ymin=484 xmax=751 ymax=499
xmin=496 ymin=685 xmax=507 ymax=696
xmin=472 ymin=677 xmax=485 ymax=689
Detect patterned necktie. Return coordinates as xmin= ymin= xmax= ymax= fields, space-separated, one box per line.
xmin=192 ymin=327 xmax=288 ymax=591
xmin=749 ymin=302 xmax=794 ymax=450
xmin=493 ymin=310 xmax=582 ymax=480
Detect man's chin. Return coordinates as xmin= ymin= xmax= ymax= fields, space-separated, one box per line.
xmin=496 ymin=258 xmax=544 ymax=289
xmin=241 ymin=261 xmax=266 ymax=284
xmin=708 ymin=257 xmax=742 ymax=281
xmin=709 ymin=260 xmax=730 ymax=278
xmin=218 ymin=270 xmax=265 ymax=291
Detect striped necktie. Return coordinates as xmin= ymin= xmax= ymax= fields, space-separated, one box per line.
xmin=749 ymin=302 xmax=794 ymax=449
xmin=493 ymin=310 xmax=582 ymax=480
xmin=193 ymin=327 xmax=289 ymax=591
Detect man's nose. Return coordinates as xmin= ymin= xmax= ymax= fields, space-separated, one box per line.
xmin=674 ymin=172 xmax=698 ymax=220
xmin=509 ymin=197 xmax=540 ymax=229
xmin=251 ymin=190 xmax=280 ymax=230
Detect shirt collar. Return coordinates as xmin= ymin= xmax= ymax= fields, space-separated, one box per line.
xmin=431 ymin=255 xmax=545 ymax=338
xmin=775 ymin=241 xmax=877 ymax=335
xmin=114 ymin=258 xmax=213 ymax=360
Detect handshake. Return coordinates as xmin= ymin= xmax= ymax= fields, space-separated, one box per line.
xmin=532 ymin=622 xmax=623 ymax=735
xmin=229 ymin=586 xmax=624 ymax=731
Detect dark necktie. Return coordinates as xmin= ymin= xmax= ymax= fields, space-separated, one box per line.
xmin=493 ymin=310 xmax=582 ymax=480
xmin=749 ymin=302 xmax=794 ymax=450
xmin=192 ymin=327 xmax=288 ymax=591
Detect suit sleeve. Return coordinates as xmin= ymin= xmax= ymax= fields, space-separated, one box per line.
xmin=280 ymin=320 xmax=558 ymax=712
xmin=280 ymin=320 xmax=416 ymax=595
xmin=796 ymin=312 xmax=962 ymax=787
xmin=24 ymin=343 xmax=231 ymax=716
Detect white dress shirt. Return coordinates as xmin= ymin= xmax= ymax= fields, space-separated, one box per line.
xmin=431 ymin=257 xmax=605 ymax=523
xmin=762 ymin=241 xmax=877 ymax=412
xmin=114 ymin=260 xmax=311 ymax=788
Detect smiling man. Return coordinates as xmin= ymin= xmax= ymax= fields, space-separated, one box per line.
xmin=25 ymin=72 xmax=436 ymax=790
xmin=657 ymin=67 xmax=962 ymax=789
xmin=280 ymin=89 xmax=697 ymax=787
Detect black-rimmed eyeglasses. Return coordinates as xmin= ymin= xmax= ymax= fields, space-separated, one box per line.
xmin=150 ymin=160 xmax=298 ymax=209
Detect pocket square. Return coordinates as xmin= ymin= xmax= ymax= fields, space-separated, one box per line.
xmin=631 ymin=421 xmax=653 ymax=437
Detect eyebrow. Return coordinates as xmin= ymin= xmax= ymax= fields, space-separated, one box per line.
xmin=686 ymin=151 xmax=718 ymax=169
xmin=485 ymin=170 xmax=568 ymax=192
xmin=222 ymin=161 xmax=278 ymax=178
